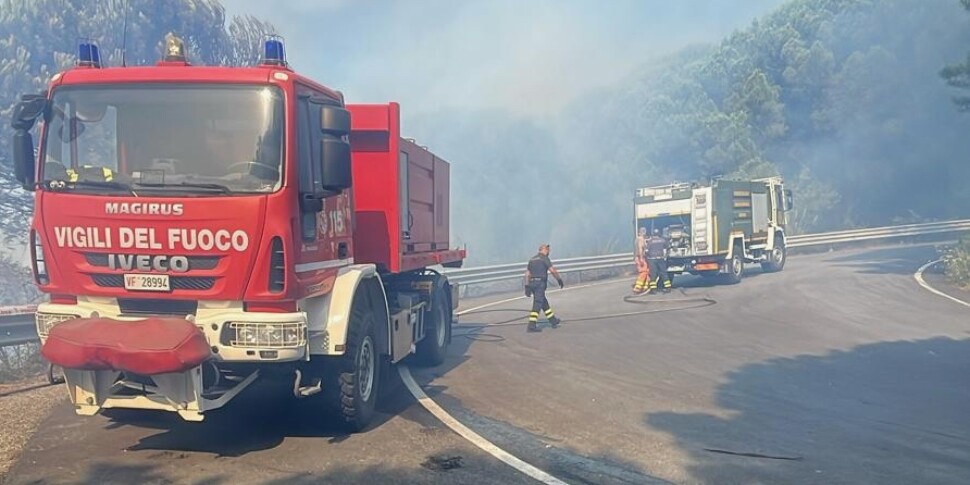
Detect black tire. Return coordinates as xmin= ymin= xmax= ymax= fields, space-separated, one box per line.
xmin=415 ymin=285 xmax=450 ymax=367
xmin=761 ymin=238 xmax=786 ymax=273
xmin=723 ymin=246 xmax=744 ymax=285
xmin=325 ymin=289 xmax=380 ymax=432
xmin=47 ymin=362 xmax=64 ymax=385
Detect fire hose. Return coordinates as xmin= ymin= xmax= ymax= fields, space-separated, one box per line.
xmin=452 ymin=288 xmax=717 ymax=342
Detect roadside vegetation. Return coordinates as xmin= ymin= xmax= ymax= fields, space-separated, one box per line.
xmin=942 ymin=238 xmax=970 ymax=290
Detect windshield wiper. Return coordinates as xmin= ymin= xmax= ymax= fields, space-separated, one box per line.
xmin=48 ymin=179 xmax=137 ymax=195
xmin=134 ymin=181 xmax=232 ymax=193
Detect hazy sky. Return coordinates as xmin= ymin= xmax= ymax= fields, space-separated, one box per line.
xmin=222 ymin=0 xmax=788 ymax=118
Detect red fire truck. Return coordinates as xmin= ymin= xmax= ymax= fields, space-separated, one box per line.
xmin=8 ymin=35 xmax=465 ymax=430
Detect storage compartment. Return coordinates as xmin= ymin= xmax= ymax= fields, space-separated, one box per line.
xmin=348 ymin=103 xmax=460 ymax=273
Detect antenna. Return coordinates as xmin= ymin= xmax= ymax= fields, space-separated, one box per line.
xmin=121 ymin=0 xmax=130 ymax=67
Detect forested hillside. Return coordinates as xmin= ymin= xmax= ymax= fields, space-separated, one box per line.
xmin=414 ymin=0 xmax=970 ymax=262
xmin=554 ymin=0 xmax=970 ymax=254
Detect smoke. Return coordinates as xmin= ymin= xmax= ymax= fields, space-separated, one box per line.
xmin=222 ymin=0 xmax=788 ymax=263
xmin=224 ymin=0 xmax=970 ymax=264
xmin=223 ymin=0 xmax=787 ymax=119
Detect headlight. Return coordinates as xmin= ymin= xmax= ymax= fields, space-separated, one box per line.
xmin=36 ymin=312 xmax=79 ymax=337
xmin=228 ymin=322 xmax=305 ymax=348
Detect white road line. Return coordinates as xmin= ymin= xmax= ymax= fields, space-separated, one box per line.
xmin=914 ymin=260 xmax=970 ymax=309
xmin=399 ymin=366 xmax=569 ymax=485
xmin=397 ymin=277 xmax=626 ymax=484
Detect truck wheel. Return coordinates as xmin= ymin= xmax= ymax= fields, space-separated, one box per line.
xmin=415 ymin=286 xmax=450 ymax=367
xmin=761 ymin=239 xmax=786 ymax=273
xmin=327 ymin=290 xmax=379 ymax=431
xmin=723 ymin=247 xmax=744 ymax=285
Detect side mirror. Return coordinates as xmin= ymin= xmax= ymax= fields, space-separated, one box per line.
xmin=10 ymin=94 xmax=46 ymax=191
xmin=12 ymin=130 xmax=36 ymax=190
xmin=11 ymin=94 xmax=47 ymax=130
xmin=319 ymin=104 xmax=352 ymax=192
xmin=320 ymin=138 xmax=351 ymax=192
xmin=321 ymin=104 xmax=350 ymax=134
xmin=784 ymin=189 xmax=794 ymax=211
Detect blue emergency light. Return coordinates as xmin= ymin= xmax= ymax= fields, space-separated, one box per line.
xmin=262 ymin=37 xmax=286 ymax=66
xmin=77 ymin=40 xmax=101 ymax=68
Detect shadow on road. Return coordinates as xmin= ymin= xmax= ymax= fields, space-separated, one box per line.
xmin=96 ymin=326 xmax=478 ymax=457
xmin=47 ymin=447 xmax=510 ymax=485
xmin=103 ymin=381 xmax=362 ymax=456
xmin=645 ymin=336 xmax=970 ymax=484
xmin=102 ymin=366 xmax=462 ymax=457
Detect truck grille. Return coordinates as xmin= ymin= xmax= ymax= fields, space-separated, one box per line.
xmin=84 ymin=253 xmax=221 ymax=270
xmin=91 ymin=274 xmax=216 ymax=290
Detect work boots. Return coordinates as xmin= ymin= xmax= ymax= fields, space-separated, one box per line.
xmin=549 ymin=316 xmax=562 ymax=329
xmin=527 ymin=322 xmax=541 ymax=333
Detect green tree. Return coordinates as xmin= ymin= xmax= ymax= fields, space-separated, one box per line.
xmin=0 ymin=0 xmax=276 ymax=241
xmin=940 ymin=0 xmax=970 ymax=111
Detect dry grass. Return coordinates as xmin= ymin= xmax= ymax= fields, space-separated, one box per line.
xmin=942 ymin=238 xmax=970 ymax=290
xmin=0 ymin=377 xmax=66 ymax=482
xmin=0 ymin=342 xmax=66 ymax=482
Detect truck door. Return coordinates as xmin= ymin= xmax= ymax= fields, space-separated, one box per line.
xmin=294 ymin=87 xmax=354 ymax=297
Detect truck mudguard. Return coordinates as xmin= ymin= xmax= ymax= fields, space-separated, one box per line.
xmin=303 ymin=264 xmax=391 ymax=356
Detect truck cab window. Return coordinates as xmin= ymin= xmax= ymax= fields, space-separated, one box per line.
xmin=41 ymin=85 xmax=284 ymax=195
xmin=44 ymin=101 xmax=118 ymax=178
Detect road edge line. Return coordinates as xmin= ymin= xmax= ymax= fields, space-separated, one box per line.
xmin=914 ymin=260 xmax=970 ymax=310
xmin=398 ymin=366 xmax=569 ymax=485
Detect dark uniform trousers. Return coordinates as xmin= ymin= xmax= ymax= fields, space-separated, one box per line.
xmin=528 ymin=277 xmax=557 ymax=324
xmin=647 ymin=258 xmax=671 ymax=290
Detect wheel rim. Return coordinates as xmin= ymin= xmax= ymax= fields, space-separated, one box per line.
xmin=435 ymin=305 xmax=447 ymax=347
xmin=733 ymin=254 xmax=742 ymax=276
xmin=773 ymin=247 xmax=784 ymax=265
xmin=358 ymin=336 xmax=375 ymax=402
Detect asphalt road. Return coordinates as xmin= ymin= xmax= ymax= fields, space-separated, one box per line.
xmin=5 ymin=244 xmax=969 ymax=484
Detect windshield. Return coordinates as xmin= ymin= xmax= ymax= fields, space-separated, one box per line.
xmin=41 ymin=84 xmax=284 ymax=195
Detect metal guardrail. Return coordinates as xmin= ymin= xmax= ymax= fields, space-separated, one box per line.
xmin=0 ymin=305 xmax=38 ymax=348
xmin=444 ymin=219 xmax=970 ymax=286
xmin=0 ymin=219 xmax=968 ymax=347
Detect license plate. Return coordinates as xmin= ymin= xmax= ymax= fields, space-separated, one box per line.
xmin=667 ymin=265 xmax=685 ymax=272
xmin=124 ymin=274 xmax=171 ymax=292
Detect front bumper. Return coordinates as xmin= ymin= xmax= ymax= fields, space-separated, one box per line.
xmin=36 ymin=298 xmax=308 ymax=363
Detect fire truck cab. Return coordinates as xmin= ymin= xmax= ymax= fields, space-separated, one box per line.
xmin=9 ymin=35 xmax=464 ymax=430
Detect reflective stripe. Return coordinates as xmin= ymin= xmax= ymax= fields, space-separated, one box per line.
xmin=294 ymin=258 xmax=354 ymax=273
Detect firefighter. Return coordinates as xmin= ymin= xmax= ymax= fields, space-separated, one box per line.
xmin=524 ymin=243 xmax=564 ymax=332
xmin=646 ymin=227 xmax=672 ymax=293
xmin=633 ymin=226 xmax=650 ymax=294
